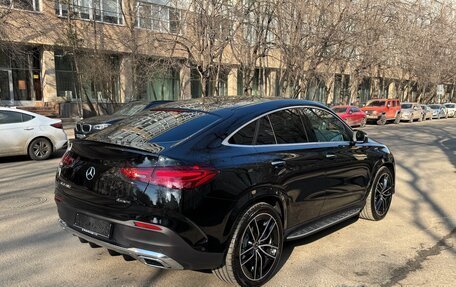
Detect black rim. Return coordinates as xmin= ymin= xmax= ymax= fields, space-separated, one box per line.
xmin=32 ymin=140 xmax=50 ymax=158
xmin=374 ymin=173 xmax=393 ymax=216
xmin=239 ymin=213 xmax=279 ymax=282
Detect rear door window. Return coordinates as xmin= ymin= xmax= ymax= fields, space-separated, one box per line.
xmin=255 ymin=116 xmax=276 ymax=145
xmin=0 ymin=111 xmax=23 ymax=124
xmin=267 ymin=109 xmax=309 ymax=144
xmin=22 ymin=114 xmax=34 ymax=122
xmin=229 ymin=121 xmax=256 ymax=145
xmin=228 ymin=116 xmax=276 ymax=145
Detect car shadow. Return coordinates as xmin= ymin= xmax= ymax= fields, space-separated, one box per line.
xmin=275 ymin=216 xmax=359 ymax=274
xmin=0 ymin=150 xmax=65 ymax=164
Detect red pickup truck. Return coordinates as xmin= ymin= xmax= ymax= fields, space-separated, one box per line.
xmin=361 ymin=99 xmax=401 ymax=125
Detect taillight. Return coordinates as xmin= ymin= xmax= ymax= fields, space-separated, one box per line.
xmin=60 ymin=153 xmax=74 ymax=167
xmin=51 ymin=121 xmax=63 ymax=129
xmin=134 ymin=221 xmax=162 ymax=231
xmin=120 ymin=166 xmax=219 ymax=189
xmin=120 ymin=167 xmax=155 ymax=182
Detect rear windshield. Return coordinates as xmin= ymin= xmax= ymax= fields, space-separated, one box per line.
xmin=401 ymin=104 xmax=412 ymax=109
xmin=332 ymin=107 xmax=347 ymax=113
xmin=366 ymin=100 xmax=386 ymax=107
xmin=87 ymin=110 xmax=220 ymax=152
xmin=113 ymin=102 xmax=148 ymax=116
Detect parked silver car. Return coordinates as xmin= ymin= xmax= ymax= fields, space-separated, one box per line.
xmin=400 ymin=103 xmax=423 ymax=122
xmin=443 ymin=103 xmax=456 ymax=117
xmin=429 ymin=104 xmax=448 ymax=119
xmin=419 ymin=104 xmax=433 ymax=121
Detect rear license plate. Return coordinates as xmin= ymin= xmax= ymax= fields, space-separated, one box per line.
xmin=74 ymin=213 xmax=112 ymax=239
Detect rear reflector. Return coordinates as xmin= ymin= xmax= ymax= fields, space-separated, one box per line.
xmin=120 ymin=165 xmax=219 ymax=189
xmin=54 ymin=194 xmax=64 ymax=202
xmin=51 ymin=122 xmax=63 ymax=129
xmin=134 ymin=221 xmax=162 ymax=231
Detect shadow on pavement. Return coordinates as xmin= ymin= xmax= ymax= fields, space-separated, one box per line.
xmin=0 ymin=150 xmax=65 ymax=164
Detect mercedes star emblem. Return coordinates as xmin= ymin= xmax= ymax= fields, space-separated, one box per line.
xmin=86 ymin=166 xmax=96 ymax=180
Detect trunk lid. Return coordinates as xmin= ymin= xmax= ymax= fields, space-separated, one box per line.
xmin=57 ymin=140 xmax=159 ymax=208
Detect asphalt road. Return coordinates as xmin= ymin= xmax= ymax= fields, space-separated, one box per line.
xmin=0 ymin=119 xmax=455 ymax=287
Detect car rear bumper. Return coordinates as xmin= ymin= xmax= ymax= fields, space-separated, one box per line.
xmin=55 ymin=139 xmax=68 ymax=150
xmin=56 ymin=200 xmax=224 ymax=270
xmin=59 ymin=219 xmax=184 ymax=269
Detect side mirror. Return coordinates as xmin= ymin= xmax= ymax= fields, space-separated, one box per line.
xmin=352 ymin=130 xmax=368 ymax=144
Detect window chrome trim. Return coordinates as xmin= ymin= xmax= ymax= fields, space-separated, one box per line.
xmin=221 ymin=105 xmax=354 ymax=147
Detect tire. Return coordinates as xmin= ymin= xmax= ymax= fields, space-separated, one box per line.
xmin=377 ymin=115 xmax=387 ymax=125
xmin=213 ymin=202 xmax=284 ymax=287
xmin=394 ymin=114 xmax=400 ymax=124
xmin=360 ymin=166 xmax=394 ymax=221
xmin=28 ymin=138 xmax=53 ymax=161
xmin=360 ymin=118 xmax=367 ymax=128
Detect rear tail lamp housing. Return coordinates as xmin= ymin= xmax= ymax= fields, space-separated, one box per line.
xmin=120 ymin=165 xmax=219 ymax=190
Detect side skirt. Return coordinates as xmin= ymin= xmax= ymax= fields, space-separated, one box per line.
xmin=285 ymin=207 xmax=361 ymax=241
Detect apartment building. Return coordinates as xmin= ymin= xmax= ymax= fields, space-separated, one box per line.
xmin=0 ymin=0 xmax=452 ymax=116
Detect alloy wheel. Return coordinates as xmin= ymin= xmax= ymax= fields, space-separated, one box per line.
xmin=239 ymin=213 xmax=280 ymax=282
xmin=374 ymin=173 xmax=393 ymax=217
xmin=32 ymin=140 xmax=51 ymax=159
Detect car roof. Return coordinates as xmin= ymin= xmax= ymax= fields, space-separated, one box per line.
xmin=148 ymin=97 xmax=328 ymax=117
xmin=0 ymin=107 xmax=51 ymax=118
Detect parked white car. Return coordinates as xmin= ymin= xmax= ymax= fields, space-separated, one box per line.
xmin=0 ymin=107 xmax=68 ymax=160
xmin=443 ymin=103 xmax=456 ymax=117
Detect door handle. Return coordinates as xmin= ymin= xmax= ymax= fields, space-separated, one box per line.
xmin=325 ymin=153 xmax=336 ymax=159
xmin=271 ymin=160 xmax=286 ymax=166
xmin=24 ymin=127 xmax=34 ymax=130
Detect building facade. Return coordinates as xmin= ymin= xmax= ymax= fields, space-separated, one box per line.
xmin=0 ymin=0 xmax=453 ymax=116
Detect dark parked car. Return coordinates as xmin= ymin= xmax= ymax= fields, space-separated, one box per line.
xmin=74 ymin=100 xmax=171 ymax=139
xmin=56 ymin=98 xmax=395 ymax=286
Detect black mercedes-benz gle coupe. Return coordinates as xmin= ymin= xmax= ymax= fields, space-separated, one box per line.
xmin=55 ymin=98 xmax=395 ymax=286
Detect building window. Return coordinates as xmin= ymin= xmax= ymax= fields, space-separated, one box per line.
xmin=0 ymin=0 xmax=40 ymax=11
xmin=55 ymin=50 xmax=120 ymax=102
xmin=0 ymin=48 xmax=41 ymax=102
xmin=137 ymin=1 xmax=180 ymax=33
xmin=55 ymin=0 xmax=123 ymax=25
xmin=137 ymin=60 xmax=180 ymax=101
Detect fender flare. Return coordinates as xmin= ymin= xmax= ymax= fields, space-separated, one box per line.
xmin=222 ymin=185 xmax=289 ymax=242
